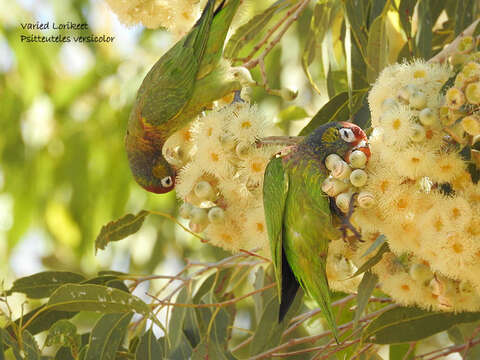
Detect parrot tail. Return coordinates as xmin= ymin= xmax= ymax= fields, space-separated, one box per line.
xmin=185 ymin=0 xmax=216 ymax=56
xmin=278 ymin=250 xmax=300 ymax=322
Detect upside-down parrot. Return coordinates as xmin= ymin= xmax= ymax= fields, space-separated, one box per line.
xmin=263 ymin=121 xmax=370 ymax=340
xmin=125 ymin=0 xmax=242 ymax=194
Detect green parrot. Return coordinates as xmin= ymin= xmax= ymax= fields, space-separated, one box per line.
xmin=125 ymin=0 xmax=242 ymax=194
xmin=263 ymin=121 xmax=370 ymax=339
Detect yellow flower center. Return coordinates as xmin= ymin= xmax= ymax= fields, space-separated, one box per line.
xmin=392 ymin=119 xmax=401 ymax=130
xmin=241 ymin=121 xmax=252 ymax=129
xmin=414 ymin=70 xmax=426 ymax=78
xmin=210 ymin=152 xmax=219 ymax=162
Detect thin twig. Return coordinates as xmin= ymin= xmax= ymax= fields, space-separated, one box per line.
xmin=147 ymin=283 xmax=276 ymax=308
xmin=244 ymin=0 xmax=310 ymax=70
xmin=429 ymin=19 xmax=480 ymax=63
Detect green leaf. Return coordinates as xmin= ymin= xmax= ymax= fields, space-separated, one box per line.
xmin=0 ymin=329 xmax=21 ymax=360
xmin=354 ymin=271 xmax=378 ymax=327
xmin=354 ymin=242 xmax=389 ymax=277
xmin=85 ymin=312 xmax=133 ymax=360
xmin=361 ymin=234 xmax=387 ymax=258
xmin=276 ymin=105 xmax=309 ymax=131
xmin=0 ymin=330 xmax=4 ymax=360
xmin=191 ymin=340 xmax=236 ymax=360
xmin=249 ymin=290 xmax=303 ymax=356
xmin=367 ymin=13 xmax=389 ymax=83
xmin=389 ymin=343 xmax=415 ymax=360
xmin=298 ymin=89 xmax=368 ymax=136
xmin=7 ymin=271 xmax=86 ymax=298
xmin=135 ymin=329 xmax=164 ymax=360
xmin=344 ymin=0 xmax=368 ymax=49
xmin=363 ymin=306 xmax=480 ymax=344
xmin=55 ymin=347 xmax=75 ymax=360
xmin=21 ymin=330 xmax=41 ymax=360
xmin=45 ymin=319 xmax=81 ymax=355
xmin=448 ymin=322 xmax=480 ymax=360
xmin=398 ymin=0 xmax=415 ymax=39
xmin=301 ymin=1 xmax=336 ymax=93
xmin=224 ymin=0 xmax=291 ymax=59
xmin=168 ymin=333 xmax=193 ymax=360
xmin=454 ymin=0 xmax=475 ymax=36
xmin=415 ymin=0 xmax=432 ymax=59
xmin=195 ymin=292 xmax=231 ymax=346
xmin=168 ymin=287 xmax=189 ymax=350
xmin=46 ymin=284 xmax=151 ymax=318
xmin=95 ymin=210 xmax=149 ymax=252
xmin=6 ymin=306 xmax=76 ymax=341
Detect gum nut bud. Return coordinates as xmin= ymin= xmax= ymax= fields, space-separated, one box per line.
xmin=462 ymin=61 xmax=480 ymax=79
xmin=419 ymin=108 xmax=437 ymax=126
xmin=381 ymin=98 xmax=397 ymax=110
xmin=321 ymin=177 xmax=349 ymax=197
xmin=465 ymin=82 xmax=480 ymax=104
xmin=208 ymin=207 xmax=225 ymax=224
xmin=325 ymin=154 xmax=343 ymax=171
xmin=461 ymin=115 xmax=480 ymax=135
xmin=429 ymin=277 xmax=442 ymax=296
xmin=188 ymin=220 xmax=207 ymax=233
xmin=332 ymin=160 xmax=351 ymax=180
xmin=350 ymin=169 xmax=368 ymax=187
xmin=190 ymin=207 xmax=209 ymax=225
xmin=236 ymin=142 xmax=250 ymax=158
xmin=357 ymin=191 xmax=376 ymax=208
xmin=232 ymin=66 xmax=255 ymax=85
xmin=409 ymin=90 xmax=427 ymax=109
xmin=194 ymin=181 xmax=214 ymax=200
xmin=398 ymin=84 xmax=416 ymax=103
xmin=457 ymin=35 xmax=474 ymax=53
xmin=409 ymin=263 xmax=433 ymax=283
xmin=349 ymin=150 xmax=367 ymax=168
xmin=445 ymin=87 xmax=465 ymax=109
xmin=410 ymin=124 xmax=426 ymax=142
xmin=179 ymin=202 xmax=194 ymax=219
xmin=335 ymin=192 xmax=352 ymax=213
xmin=219 ymin=133 xmax=235 ymax=149
xmin=280 ymin=88 xmax=298 ymax=101
xmin=450 ymin=53 xmax=468 ymax=66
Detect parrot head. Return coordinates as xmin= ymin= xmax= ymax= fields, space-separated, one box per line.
xmin=306 ymin=121 xmax=370 ymax=163
xmin=126 ymin=145 xmax=176 ymax=194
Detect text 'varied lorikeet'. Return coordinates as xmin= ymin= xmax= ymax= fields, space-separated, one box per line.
xmin=126 ymin=0 xmax=242 ymax=194
xmin=263 ymin=121 xmax=370 ymax=340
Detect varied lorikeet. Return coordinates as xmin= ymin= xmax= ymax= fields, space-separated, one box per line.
xmin=263 ymin=121 xmax=370 ymax=339
xmin=125 ymin=0 xmax=242 ymax=194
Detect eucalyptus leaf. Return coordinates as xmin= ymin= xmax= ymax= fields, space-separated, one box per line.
xmin=7 ymin=271 xmax=86 ymax=299
xmin=354 ymin=242 xmax=389 ymax=277
xmin=249 ymin=290 xmax=303 ymax=356
xmin=224 ymin=0 xmax=291 ymax=59
xmin=415 ymin=0 xmax=432 ymax=59
xmin=354 ymin=271 xmax=378 ymax=327
xmin=21 ymin=330 xmax=41 ymax=360
xmin=298 ymin=90 xmax=368 ymax=136
xmin=46 ymin=284 xmax=151 ymax=318
xmin=95 ymin=210 xmax=149 ymax=252
xmin=168 ymin=287 xmax=189 ymax=350
xmin=367 ymin=13 xmax=389 ymax=83
xmin=389 ymin=343 xmax=415 ymax=360
xmin=85 ymin=312 xmax=134 ymax=360
xmin=135 ymin=329 xmax=164 ymax=360
xmin=363 ymin=306 xmax=480 ymax=344
xmin=45 ymin=319 xmax=80 ymax=353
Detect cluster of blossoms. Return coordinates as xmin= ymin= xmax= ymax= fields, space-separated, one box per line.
xmin=164 ymin=101 xmax=281 ymax=252
xmin=336 ymin=53 xmax=480 ymax=311
xmin=105 ymin=0 xmax=201 ymax=36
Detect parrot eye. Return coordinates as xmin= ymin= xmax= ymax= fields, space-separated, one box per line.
xmin=339 ymin=128 xmax=356 ymax=143
xmin=161 ymin=176 xmax=173 ymax=188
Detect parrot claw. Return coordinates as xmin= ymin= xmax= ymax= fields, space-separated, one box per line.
xmin=333 ymin=193 xmax=364 ymax=242
xmin=231 ymin=90 xmax=245 ymax=104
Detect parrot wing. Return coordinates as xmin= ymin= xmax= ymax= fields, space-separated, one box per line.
xmin=198 ymin=0 xmax=241 ymax=78
xmin=263 ymin=157 xmax=300 ymax=321
xmin=283 ymin=164 xmax=339 ymax=340
xmin=139 ymin=0 xmax=216 ymax=128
